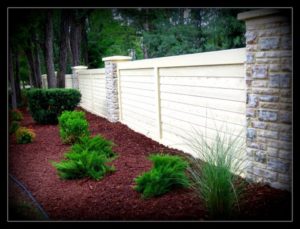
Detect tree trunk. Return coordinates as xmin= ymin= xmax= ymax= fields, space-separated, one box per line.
xmin=33 ymin=33 xmax=42 ymax=88
xmin=9 ymin=47 xmax=17 ymax=109
xmin=24 ymin=44 xmax=37 ymax=87
xmin=57 ymin=10 xmax=71 ymax=88
xmin=142 ymin=9 xmax=149 ymax=59
xmin=70 ymin=11 xmax=81 ymax=66
xmin=81 ymin=17 xmax=89 ymax=66
xmin=44 ymin=10 xmax=56 ymax=88
xmin=13 ymin=51 xmax=21 ymax=105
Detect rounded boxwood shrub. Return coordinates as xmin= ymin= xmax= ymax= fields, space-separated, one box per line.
xmin=15 ymin=127 xmax=36 ymax=144
xmin=58 ymin=111 xmax=89 ymax=144
xmin=26 ymin=88 xmax=81 ymax=124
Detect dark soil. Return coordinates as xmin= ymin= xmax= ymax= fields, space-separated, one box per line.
xmin=8 ymin=107 xmax=292 ymax=221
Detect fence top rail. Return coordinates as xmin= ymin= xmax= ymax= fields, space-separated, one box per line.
xmin=77 ymin=68 xmax=105 ymax=74
xmin=117 ymin=48 xmax=246 ymax=70
xmin=42 ymin=74 xmax=72 ymax=78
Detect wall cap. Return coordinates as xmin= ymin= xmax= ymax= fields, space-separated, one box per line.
xmin=237 ymin=9 xmax=281 ymax=21
xmin=72 ymin=66 xmax=88 ymax=70
xmin=102 ymin=56 xmax=132 ymax=62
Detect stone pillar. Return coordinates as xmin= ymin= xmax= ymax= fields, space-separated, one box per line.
xmin=102 ymin=56 xmax=132 ymax=122
xmin=71 ymin=66 xmax=88 ymax=89
xmin=238 ymin=9 xmax=292 ymax=190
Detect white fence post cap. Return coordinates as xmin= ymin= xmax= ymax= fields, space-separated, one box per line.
xmin=237 ymin=9 xmax=281 ymax=20
xmin=71 ymin=66 xmax=88 ymax=70
xmin=102 ymin=56 xmax=132 ymax=62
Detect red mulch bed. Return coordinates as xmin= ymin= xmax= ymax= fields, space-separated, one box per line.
xmin=9 ymin=107 xmax=292 ymax=221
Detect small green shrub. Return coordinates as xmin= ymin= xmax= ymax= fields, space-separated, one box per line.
xmin=15 ymin=127 xmax=36 ymax=144
xmin=58 ymin=111 xmax=89 ymax=144
xmin=69 ymin=135 xmax=116 ymax=160
xmin=52 ymin=150 xmax=115 ymax=180
xmin=134 ymin=154 xmax=190 ymax=198
xmin=10 ymin=109 xmax=23 ymax=122
xmin=26 ymin=88 xmax=81 ymax=124
xmin=9 ymin=121 xmax=20 ymax=134
xmin=52 ymin=135 xmax=117 ymax=180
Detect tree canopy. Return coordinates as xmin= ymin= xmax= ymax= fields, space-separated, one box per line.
xmin=8 ymin=8 xmax=247 ymax=107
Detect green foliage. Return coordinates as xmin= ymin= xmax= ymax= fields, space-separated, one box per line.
xmin=134 ymin=154 xmax=190 ymax=198
xmin=202 ymin=9 xmax=246 ymax=51
xmin=143 ymin=22 xmax=203 ymax=58
xmin=118 ymin=8 xmax=245 ymax=58
xmin=52 ymin=135 xmax=116 ymax=180
xmin=58 ymin=111 xmax=89 ymax=144
xmin=9 ymin=121 xmax=20 ymax=134
xmin=69 ymin=135 xmax=116 ymax=160
xmin=87 ymin=9 xmax=143 ymax=68
xmin=15 ymin=127 xmax=36 ymax=144
xmin=10 ymin=109 xmax=23 ymax=122
xmin=52 ymin=150 xmax=114 ymax=180
xmin=19 ymin=58 xmax=31 ymax=84
xmin=20 ymin=88 xmax=32 ymax=108
xmin=11 ymin=8 xmax=246 ymax=83
xmin=185 ymin=127 xmax=246 ymax=219
xmin=26 ymin=89 xmax=81 ymax=124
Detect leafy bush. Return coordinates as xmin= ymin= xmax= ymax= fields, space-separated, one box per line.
xmin=9 ymin=121 xmax=20 ymax=134
xmin=52 ymin=150 xmax=115 ymax=180
xmin=26 ymin=88 xmax=81 ymax=124
xmin=134 ymin=154 xmax=190 ymax=198
xmin=20 ymin=88 xmax=31 ymax=108
xmin=185 ymin=127 xmax=246 ymax=219
xmin=52 ymin=135 xmax=116 ymax=180
xmin=15 ymin=127 xmax=36 ymax=144
xmin=10 ymin=109 xmax=23 ymax=122
xmin=70 ymin=135 xmax=116 ymax=160
xmin=58 ymin=111 xmax=89 ymax=144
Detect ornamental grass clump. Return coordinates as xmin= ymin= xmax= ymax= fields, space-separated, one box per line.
xmin=52 ymin=135 xmax=116 ymax=180
xmin=185 ymin=127 xmax=247 ymax=219
xmin=15 ymin=127 xmax=36 ymax=144
xmin=58 ymin=111 xmax=89 ymax=144
xmin=134 ymin=154 xmax=190 ymax=198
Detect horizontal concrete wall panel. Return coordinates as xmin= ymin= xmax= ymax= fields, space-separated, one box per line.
xmin=118 ymin=48 xmax=246 ymax=162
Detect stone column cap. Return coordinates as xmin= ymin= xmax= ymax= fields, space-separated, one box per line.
xmin=237 ymin=9 xmax=281 ymax=21
xmin=71 ymin=65 xmax=88 ymax=70
xmin=102 ymin=56 xmax=132 ymax=62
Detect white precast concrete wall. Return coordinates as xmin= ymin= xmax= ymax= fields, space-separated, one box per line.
xmin=41 ymin=73 xmax=72 ymax=88
xmin=118 ymin=68 xmax=157 ymax=139
xmin=77 ymin=68 xmax=107 ymax=118
xmin=65 ymin=75 xmax=73 ymax=88
xmin=117 ymin=48 xmax=246 ymax=159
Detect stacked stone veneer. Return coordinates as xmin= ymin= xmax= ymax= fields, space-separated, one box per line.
xmin=71 ymin=66 xmax=88 ymax=89
xmin=102 ymin=56 xmax=132 ymax=122
xmin=238 ymin=9 xmax=292 ymax=190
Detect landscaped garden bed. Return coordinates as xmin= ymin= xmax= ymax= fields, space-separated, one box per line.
xmin=9 ymin=107 xmax=291 ymax=221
